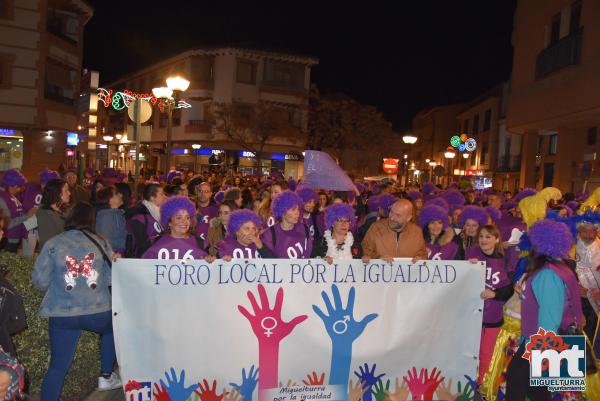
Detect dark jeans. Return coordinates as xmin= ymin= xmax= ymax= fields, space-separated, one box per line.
xmin=40 ymin=311 xmax=116 ymax=401
xmin=506 ymin=343 xmax=552 ymax=401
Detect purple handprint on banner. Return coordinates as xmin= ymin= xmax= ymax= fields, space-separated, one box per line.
xmin=229 ymin=366 xmax=259 ymax=401
xmin=238 ymin=284 xmax=308 ymax=391
xmin=159 ymin=368 xmax=197 ymax=401
xmin=313 ymin=285 xmax=378 ymax=386
xmin=354 ymin=363 xmax=385 ymax=401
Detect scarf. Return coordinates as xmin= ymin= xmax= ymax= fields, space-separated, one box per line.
xmin=142 ymin=200 xmax=161 ymax=224
xmin=324 ymin=230 xmax=354 ymax=260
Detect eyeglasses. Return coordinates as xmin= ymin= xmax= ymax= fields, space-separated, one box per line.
xmin=335 ymin=219 xmax=351 ymax=225
xmin=198 ymin=190 xmax=211 ymax=194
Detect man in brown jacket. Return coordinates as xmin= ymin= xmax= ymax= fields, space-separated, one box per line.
xmin=362 ymin=199 xmax=428 ymax=262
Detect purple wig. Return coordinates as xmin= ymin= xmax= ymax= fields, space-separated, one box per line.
xmin=287 ymin=179 xmax=297 ymax=191
xmin=160 ymin=196 xmax=196 ymax=228
xmin=483 ymin=187 xmax=495 ymax=195
xmin=448 ymin=181 xmax=459 ymax=190
xmin=514 ymin=188 xmax=537 ymax=202
xmin=228 ymin=209 xmax=262 ymax=236
xmin=325 ymin=203 xmax=356 ymax=229
xmin=442 ymin=189 xmax=465 ymax=208
xmin=259 ymin=179 xmax=273 ymax=190
xmin=426 ymin=197 xmax=450 ymax=213
xmin=84 ymin=167 xmax=95 ymax=176
xmin=367 ymin=195 xmax=380 ymax=213
xmin=566 ymin=201 xmax=579 ymax=211
xmin=2 ymin=169 xmax=26 ymax=187
xmin=271 ymin=190 xmax=304 ymax=219
xmin=502 ymin=200 xmax=517 ymax=210
xmin=459 ymin=205 xmax=490 ymax=227
xmin=418 ymin=205 xmax=449 ymax=229
xmin=214 ymin=191 xmax=225 ymax=204
xmin=372 ymin=184 xmax=382 ymax=195
xmin=116 ymin=173 xmax=127 ymax=183
xmin=407 ymin=191 xmax=423 ymax=201
xmin=378 ymin=194 xmax=397 ymax=212
xmin=167 ymin=171 xmax=182 ymax=184
xmin=354 ymin=182 xmax=365 ymax=194
xmin=296 ymin=186 xmax=319 ymax=203
xmin=39 ymin=169 xmax=60 ymax=186
xmin=485 ymin=205 xmax=502 ymax=223
xmin=529 ymin=219 xmax=574 ymax=259
xmin=102 ymin=167 xmax=117 ymax=177
xmin=422 ymin=182 xmax=436 ymax=195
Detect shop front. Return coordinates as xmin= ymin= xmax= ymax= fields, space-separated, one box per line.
xmin=0 ymin=128 xmax=24 ymax=171
xmin=452 ymin=168 xmax=494 ymax=189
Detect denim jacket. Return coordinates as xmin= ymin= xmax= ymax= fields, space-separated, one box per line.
xmin=96 ymin=208 xmax=126 ymax=253
xmin=32 ymin=229 xmax=113 ymax=317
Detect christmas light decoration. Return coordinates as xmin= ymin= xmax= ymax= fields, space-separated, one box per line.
xmin=449 ymin=133 xmax=477 ymax=153
xmin=96 ymin=88 xmax=191 ymax=112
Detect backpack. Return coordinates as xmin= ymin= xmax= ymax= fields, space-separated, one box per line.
xmin=0 ymin=268 xmax=27 ymax=356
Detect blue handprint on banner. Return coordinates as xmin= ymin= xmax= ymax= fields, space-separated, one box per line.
xmin=354 ymin=364 xmax=385 ymax=401
xmin=229 ymin=365 xmax=259 ymax=401
xmin=159 ymin=368 xmax=197 ymax=401
xmin=312 ymin=284 xmax=378 ymax=386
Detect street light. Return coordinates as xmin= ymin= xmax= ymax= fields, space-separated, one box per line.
xmin=444 ymin=150 xmax=456 ymax=187
xmin=153 ymin=75 xmax=190 ymax=173
xmin=192 ymin=144 xmax=201 ymax=173
xmin=402 ymin=134 xmax=418 ymax=187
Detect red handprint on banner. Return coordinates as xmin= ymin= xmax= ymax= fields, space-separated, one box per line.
xmin=238 ymin=284 xmax=308 ymax=390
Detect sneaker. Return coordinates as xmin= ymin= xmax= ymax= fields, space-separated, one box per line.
xmin=97 ymin=372 xmax=122 ymax=391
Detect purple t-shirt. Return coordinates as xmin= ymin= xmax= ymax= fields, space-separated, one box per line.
xmin=0 ymin=189 xmax=27 ymax=239
xmin=142 ymin=235 xmax=208 ymax=259
xmin=466 ymin=247 xmax=511 ymax=324
xmin=21 ymin=183 xmax=42 ymax=212
xmin=196 ymin=204 xmax=218 ymax=241
xmin=426 ymin=241 xmax=459 ymax=260
xmin=216 ymin=236 xmax=261 ymax=259
xmin=260 ymin=223 xmax=313 ymax=259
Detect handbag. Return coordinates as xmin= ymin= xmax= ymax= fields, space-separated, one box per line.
xmin=558 ymin=284 xmax=597 ymax=374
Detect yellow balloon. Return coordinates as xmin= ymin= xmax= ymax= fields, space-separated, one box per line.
xmin=460 ymin=134 xmax=468 ymax=142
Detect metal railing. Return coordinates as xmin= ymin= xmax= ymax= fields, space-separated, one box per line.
xmin=536 ymin=28 xmax=582 ymax=79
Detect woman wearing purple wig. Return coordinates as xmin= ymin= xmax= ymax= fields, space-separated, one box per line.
xmin=453 ymin=205 xmax=490 ymax=259
xmin=506 ymin=219 xmax=582 ymax=400
xmin=216 ymin=210 xmax=275 ymax=260
xmin=313 ymin=204 xmax=361 ymax=263
xmin=260 ymin=190 xmax=313 ymax=258
xmin=0 ymin=169 xmax=34 ymax=252
xmin=142 ymin=196 xmax=214 ymax=262
xmin=418 ymin=205 xmax=459 ymax=260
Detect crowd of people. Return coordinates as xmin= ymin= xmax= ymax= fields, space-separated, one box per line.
xmin=0 ymin=165 xmax=598 ymax=401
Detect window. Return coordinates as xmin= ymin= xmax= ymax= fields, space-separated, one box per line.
xmin=46 ymin=8 xmax=80 ymax=44
xmin=473 ymin=114 xmax=479 ymax=135
xmin=550 ymin=13 xmax=561 ymax=45
xmin=570 ymin=0 xmax=582 ymax=35
xmin=44 ymin=58 xmax=76 ymax=105
xmin=548 ymin=134 xmax=558 ymax=155
xmin=0 ymin=0 xmax=14 ymax=20
xmin=588 ymin=127 xmax=597 ymax=146
xmin=0 ymin=54 xmax=15 ymax=89
xmin=236 ymin=61 xmax=255 ymax=84
xmin=481 ymin=142 xmax=488 ymax=165
xmin=483 ymin=109 xmax=491 ymax=131
xmin=463 ymin=119 xmax=469 ymax=134
xmin=263 ymin=60 xmax=304 ymax=90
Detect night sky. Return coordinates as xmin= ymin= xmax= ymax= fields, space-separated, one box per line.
xmin=83 ymin=0 xmax=517 ymax=130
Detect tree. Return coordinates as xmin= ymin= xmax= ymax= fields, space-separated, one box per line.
xmin=307 ymin=87 xmax=393 ymax=160
xmin=211 ymin=101 xmax=305 ymax=174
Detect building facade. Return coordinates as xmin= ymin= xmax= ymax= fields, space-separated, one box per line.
xmin=507 ymin=0 xmax=600 ymax=193
xmin=0 ymin=0 xmax=92 ymax=179
xmin=97 ymin=47 xmax=318 ymax=179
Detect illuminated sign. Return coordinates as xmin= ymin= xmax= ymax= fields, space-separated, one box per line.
xmin=239 ymin=151 xmax=256 ymax=158
xmin=0 ymin=128 xmax=15 ymax=136
xmin=66 ymin=132 xmax=79 ymax=146
xmin=285 ymin=154 xmax=302 ymax=161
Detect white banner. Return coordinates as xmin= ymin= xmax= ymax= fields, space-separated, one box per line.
xmin=113 ymin=259 xmax=485 ymax=401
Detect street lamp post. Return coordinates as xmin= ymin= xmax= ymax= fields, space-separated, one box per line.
xmin=402 ymin=134 xmax=418 ymax=188
xmin=103 ymin=134 xmax=113 ymax=168
xmin=153 ymin=75 xmax=190 ymax=173
xmin=444 ymin=149 xmax=456 ymax=187
xmin=192 ymin=144 xmax=201 ymax=173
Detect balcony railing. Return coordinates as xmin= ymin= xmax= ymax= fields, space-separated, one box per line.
xmin=185 ymin=120 xmax=212 ymax=134
xmin=536 ymin=28 xmax=582 ymax=79
xmin=497 ymin=155 xmax=521 ymax=172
